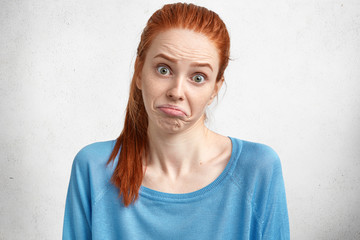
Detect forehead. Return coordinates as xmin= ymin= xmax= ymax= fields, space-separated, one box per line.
xmin=146 ymin=29 xmax=219 ymax=66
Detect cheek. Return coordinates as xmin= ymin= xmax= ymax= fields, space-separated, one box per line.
xmin=143 ymin=80 xmax=157 ymax=97
xmin=188 ymin=92 xmax=212 ymax=111
xmin=141 ymin=78 xmax=163 ymax=107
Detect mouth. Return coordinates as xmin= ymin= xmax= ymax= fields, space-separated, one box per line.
xmin=157 ymin=104 xmax=188 ymax=117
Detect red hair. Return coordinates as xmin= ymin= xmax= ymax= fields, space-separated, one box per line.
xmin=107 ymin=3 xmax=230 ymax=206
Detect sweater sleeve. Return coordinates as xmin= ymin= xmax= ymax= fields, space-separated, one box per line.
xmin=254 ymin=149 xmax=290 ymax=240
xmin=62 ymin=149 xmax=92 ymax=239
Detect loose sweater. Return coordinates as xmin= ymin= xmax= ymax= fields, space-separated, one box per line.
xmin=63 ymin=137 xmax=290 ymax=239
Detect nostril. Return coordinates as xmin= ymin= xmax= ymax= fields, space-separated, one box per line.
xmin=166 ymin=88 xmax=184 ymax=100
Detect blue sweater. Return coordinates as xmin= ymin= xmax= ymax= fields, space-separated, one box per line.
xmin=63 ymin=137 xmax=289 ymax=239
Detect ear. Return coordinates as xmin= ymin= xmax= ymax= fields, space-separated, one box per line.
xmin=136 ymin=74 xmax=142 ymax=90
xmin=208 ymin=77 xmax=224 ymax=105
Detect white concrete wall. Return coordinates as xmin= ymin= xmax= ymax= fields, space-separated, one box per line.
xmin=1 ymin=0 xmax=359 ymax=239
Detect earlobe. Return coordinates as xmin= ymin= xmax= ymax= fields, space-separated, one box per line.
xmin=208 ymin=94 xmax=216 ymax=105
xmin=136 ymin=75 xmax=142 ymax=90
xmin=213 ymin=76 xmax=224 ymax=95
xmin=208 ymin=77 xmax=224 ymax=105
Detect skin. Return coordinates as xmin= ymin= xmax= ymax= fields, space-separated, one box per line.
xmin=137 ymin=29 xmax=232 ymax=193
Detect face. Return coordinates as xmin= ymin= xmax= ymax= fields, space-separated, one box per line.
xmin=137 ymin=29 xmax=223 ymax=134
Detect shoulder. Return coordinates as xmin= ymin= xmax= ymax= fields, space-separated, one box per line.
xmin=68 ymin=139 xmax=118 ymax=205
xmin=229 ymin=137 xmax=282 ymax=181
xmin=72 ymin=139 xmax=117 ymax=170
xmin=70 ymin=140 xmax=117 ymax=189
xmin=228 ymin=138 xmax=289 ymax=236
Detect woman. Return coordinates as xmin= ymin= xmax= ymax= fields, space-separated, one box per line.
xmin=63 ymin=3 xmax=289 ymax=239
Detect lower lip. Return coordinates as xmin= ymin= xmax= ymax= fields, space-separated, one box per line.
xmin=158 ymin=107 xmax=186 ymax=117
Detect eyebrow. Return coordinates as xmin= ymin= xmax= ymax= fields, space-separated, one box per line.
xmin=154 ymin=53 xmax=177 ymax=63
xmin=190 ymin=62 xmax=213 ymax=72
xmin=154 ymin=53 xmax=213 ymax=72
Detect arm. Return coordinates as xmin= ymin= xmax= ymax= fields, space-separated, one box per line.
xmin=260 ymin=159 xmax=290 ymax=240
xmin=251 ymin=149 xmax=289 ymax=240
xmin=62 ymin=150 xmax=92 ymax=239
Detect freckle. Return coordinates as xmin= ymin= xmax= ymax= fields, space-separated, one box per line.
xmin=199 ymin=161 xmax=203 ymax=165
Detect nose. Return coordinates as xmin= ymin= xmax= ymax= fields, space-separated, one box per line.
xmin=166 ymin=76 xmax=185 ymax=101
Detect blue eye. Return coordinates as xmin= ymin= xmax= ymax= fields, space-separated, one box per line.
xmin=157 ymin=66 xmax=170 ymax=75
xmin=192 ymin=74 xmax=205 ymax=83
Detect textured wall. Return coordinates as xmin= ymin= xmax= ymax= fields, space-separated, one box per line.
xmin=1 ymin=0 xmax=359 ymax=239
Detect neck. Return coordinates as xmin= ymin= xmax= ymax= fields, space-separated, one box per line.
xmin=145 ymin=120 xmax=214 ymax=179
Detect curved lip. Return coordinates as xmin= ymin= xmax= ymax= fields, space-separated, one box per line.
xmin=157 ymin=104 xmax=188 ymax=117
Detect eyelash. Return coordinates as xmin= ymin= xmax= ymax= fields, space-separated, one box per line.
xmin=156 ymin=65 xmax=171 ymax=76
xmin=155 ymin=64 xmax=208 ymax=84
xmin=192 ymin=73 xmax=207 ymax=83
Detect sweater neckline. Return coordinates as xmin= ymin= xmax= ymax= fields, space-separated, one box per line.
xmin=139 ymin=136 xmax=239 ymax=202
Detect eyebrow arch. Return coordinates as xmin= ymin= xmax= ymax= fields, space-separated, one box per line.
xmin=154 ymin=53 xmax=213 ymax=72
xmin=190 ymin=63 xmax=213 ymax=72
xmin=154 ymin=53 xmax=177 ymax=63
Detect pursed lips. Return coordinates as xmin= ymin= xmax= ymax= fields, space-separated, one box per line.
xmin=157 ymin=104 xmax=188 ymax=117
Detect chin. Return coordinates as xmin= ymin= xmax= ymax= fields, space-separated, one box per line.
xmin=156 ymin=118 xmax=185 ymax=133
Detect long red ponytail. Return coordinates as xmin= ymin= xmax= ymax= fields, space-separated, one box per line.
xmin=107 ymin=3 xmax=230 ymax=206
